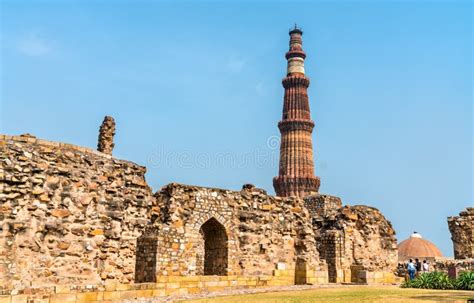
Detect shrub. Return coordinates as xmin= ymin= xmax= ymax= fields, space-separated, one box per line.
xmin=401 ymin=271 xmax=474 ymax=290
xmin=401 ymin=271 xmax=458 ymax=290
xmin=455 ymin=271 xmax=474 ymax=290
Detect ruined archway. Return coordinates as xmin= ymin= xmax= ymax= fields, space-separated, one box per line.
xmin=199 ymin=217 xmax=228 ymax=276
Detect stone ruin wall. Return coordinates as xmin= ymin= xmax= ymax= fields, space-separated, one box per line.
xmin=0 ymin=134 xmax=329 ymax=295
xmin=0 ymin=133 xmax=400 ymax=301
xmin=0 ymin=134 xmax=157 ymax=291
xmin=305 ymin=194 xmax=398 ymax=283
xmin=448 ymin=207 xmax=473 ymax=259
xmin=135 ymin=183 xmax=328 ymax=283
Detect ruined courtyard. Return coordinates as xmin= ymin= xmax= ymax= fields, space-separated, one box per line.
xmin=0 ymin=27 xmax=472 ymax=303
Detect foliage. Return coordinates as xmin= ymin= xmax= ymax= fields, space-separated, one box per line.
xmin=455 ymin=271 xmax=474 ymax=290
xmin=401 ymin=271 xmax=474 ymax=290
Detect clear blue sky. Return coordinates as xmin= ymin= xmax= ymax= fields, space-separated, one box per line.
xmin=1 ymin=1 xmax=472 ymax=257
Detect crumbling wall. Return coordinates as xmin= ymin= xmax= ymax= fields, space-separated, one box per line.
xmin=434 ymin=258 xmax=474 ymax=278
xmin=305 ymin=194 xmax=398 ymax=283
xmin=448 ymin=207 xmax=473 ymax=259
xmin=97 ymin=116 xmax=116 ymax=155
xmin=141 ymin=183 xmax=326 ymax=281
xmin=0 ymin=134 xmax=156 ymax=291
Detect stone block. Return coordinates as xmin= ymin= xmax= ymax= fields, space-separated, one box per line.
xmin=119 ymin=291 xmax=137 ymax=300
xmin=217 ymin=281 xmax=229 ymax=287
xmin=0 ymin=296 xmax=11 ymax=303
xmin=115 ymin=284 xmax=132 ymax=291
xmin=200 ymin=276 xmax=219 ymax=282
xmin=174 ymin=276 xmax=200 ymax=282
xmin=165 ymin=288 xmax=187 ymax=296
xmin=55 ymin=286 xmax=71 ymax=294
xmin=203 ymin=281 xmax=219 ymax=287
xmin=103 ymin=291 xmax=121 ymax=301
xmin=156 ymin=276 xmax=169 ymax=283
xmin=166 ymin=282 xmax=180 ymax=289
xmin=152 ymin=289 xmax=166 ymax=297
xmin=76 ymin=292 xmax=101 ymax=303
xmin=49 ymin=294 xmax=77 ymax=303
xmin=180 ymin=281 xmax=199 ymax=288
xmin=374 ymin=271 xmax=384 ymax=279
xmin=187 ymin=287 xmax=201 ymax=294
xmin=154 ymin=282 xmax=166 ymax=289
xmin=104 ymin=281 xmax=118 ymax=292
xmin=135 ymin=290 xmax=153 ymax=298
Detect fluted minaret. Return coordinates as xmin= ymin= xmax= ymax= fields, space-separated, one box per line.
xmin=273 ymin=26 xmax=320 ymax=197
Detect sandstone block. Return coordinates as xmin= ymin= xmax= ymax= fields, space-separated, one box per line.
xmin=51 ymin=209 xmax=71 ymax=218
xmin=49 ymin=294 xmax=76 ymax=303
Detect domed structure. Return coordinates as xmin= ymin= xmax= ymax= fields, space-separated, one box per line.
xmin=398 ymin=232 xmax=443 ymax=261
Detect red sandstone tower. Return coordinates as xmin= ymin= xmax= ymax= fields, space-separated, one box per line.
xmin=273 ymin=26 xmax=320 ymax=197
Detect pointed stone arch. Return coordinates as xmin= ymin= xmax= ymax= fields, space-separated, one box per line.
xmin=197 ymin=217 xmax=228 ymax=276
xmin=192 ymin=211 xmax=231 ymax=232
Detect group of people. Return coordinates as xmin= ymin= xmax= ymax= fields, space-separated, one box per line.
xmin=397 ymin=259 xmax=430 ymax=280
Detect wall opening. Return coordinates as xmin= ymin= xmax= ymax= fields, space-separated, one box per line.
xmin=200 ymin=217 xmax=228 ymax=276
xmin=295 ymin=258 xmax=307 ymax=285
xmin=322 ymin=231 xmax=342 ymax=283
xmin=134 ymin=233 xmax=157 ymax=283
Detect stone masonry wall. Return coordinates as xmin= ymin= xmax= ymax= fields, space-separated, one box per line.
xmin=1 ymin=131 xmax=397 ymax=300
xmin=0 ymin=134 xmax=157 ymax=291
xmin=448 ymin=207 xmax=474 ymax=259
xmin=305 ymin=194 xmax=398 ymax=283
xmin=135 ymin=183 xmax=327 ymax=282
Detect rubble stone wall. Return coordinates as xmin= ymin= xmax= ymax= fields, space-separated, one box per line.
xmin=0 ymin=135 xmax=157 ymax=291
xmin=305 ymin=194 xmax=398 ymax=283
xmin=448 ymin=207 xmax=473 ymax=259
xmin=0 ymin=132 xmax=399 ymax=301
xmin=434 ymin=258 xmax=474 ymax=278
xmin=139 ymin=183 xmax=327 ymax=281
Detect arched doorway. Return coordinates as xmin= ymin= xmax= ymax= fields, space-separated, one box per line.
xmin=199 ymin=217 xmax=228 ymax=276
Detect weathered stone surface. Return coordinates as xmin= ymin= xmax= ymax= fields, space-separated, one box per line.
xmin=434 ymin=258 xmax=474 ymax=278
xmin=0 ymin=135 xmax=155 ymax=290
xmin=97 ymin=116 xmax=116 ymax=155
xmin=448 ymin=207 xmax=473 ymax=259
xmin=135 ymin=183 xmax=326 ymax=283
xmin=0 ymin=135 xmax=395 ymax=293
xmin=305 ymin=194 xmax=398 ymax=283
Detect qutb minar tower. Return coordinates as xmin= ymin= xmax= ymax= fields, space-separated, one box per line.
xmin=273 ymin=26 xmax=320 ymax=197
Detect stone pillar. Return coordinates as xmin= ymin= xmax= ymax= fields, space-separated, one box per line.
xmin=448 ymin=207 xmax=473 ymax=259
xmin=97 ymin=116 xmax=116 ymax=155
xmin=273 ymin=26 xmax=320 ymax=197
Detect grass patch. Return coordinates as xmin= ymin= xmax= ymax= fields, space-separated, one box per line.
xmin=180 ymin=286 xmax=474 ymax=303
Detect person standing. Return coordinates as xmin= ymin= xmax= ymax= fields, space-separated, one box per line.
xmin=423 ymin=260 xmax=429 ymax=272
xmin=407 ymin=259 xmax=416 ymax=280
xmin=415 ymin=258 xmax=422 ymax=277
